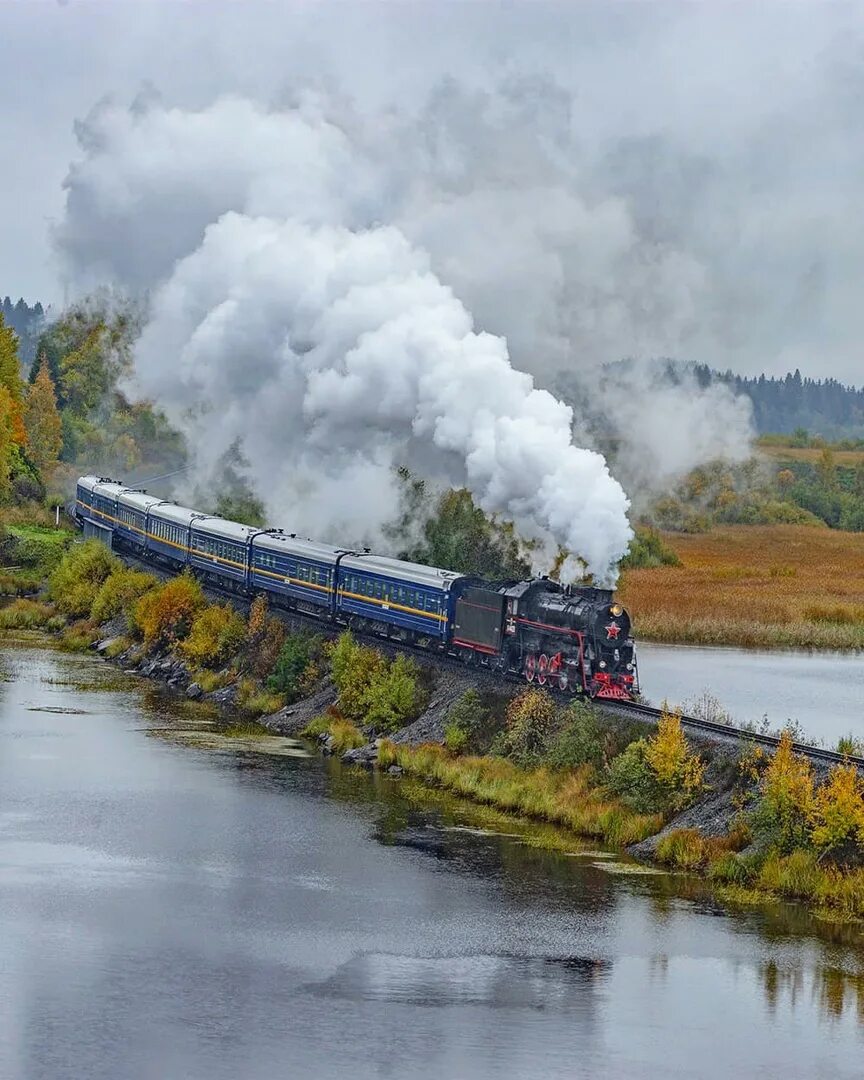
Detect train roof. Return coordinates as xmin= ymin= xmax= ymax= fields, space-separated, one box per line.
xmin=117 ymin=489 xmax=165 ymax=513
xmin=92 ymin=479 xmax=130 ymax=501
xmin=148 ymin=502 xmax=199 ymax=527
xmin=340 ymin=552 xmax=464 ymax=591
xmin=192 ymin=516 xmax=259 ymax=544
xmin=252 ymin=530 xmax=342 ymax=565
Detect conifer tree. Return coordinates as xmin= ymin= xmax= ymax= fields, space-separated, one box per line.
xmin=25 ymin=354 xmax=63 ymax=478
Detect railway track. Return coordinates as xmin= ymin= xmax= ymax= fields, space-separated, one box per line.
xmin=599 ymin=697 xmax=864 ymax=770
xmin=96 ymin=532 xmax=864 ymax=772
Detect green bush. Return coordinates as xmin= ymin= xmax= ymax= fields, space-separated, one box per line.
xmin=444 ymin=722 xmax=470 ymax=754
xmin=545 ymin=701 xmax=605 ymax=769
xmin=6 ymin=524 xmax=72 ymax=572
xmin=606 ymin=739 xmax=661 ymax=812
xmin=267 ymin=631 xmax=324 ymax=702
xmin=441 ymin=689 xmax=495 ymax=755
xmin=620 ymin=526 xmax=681 ymax=570
xmin=328 ymin=632 xmax=427 ymax=732
xmin=0 ymin=598 xmax=54 ymax=629
xmin=50 ymin=540 xmax=120 ymax=617
xmin=362 ymin=653 xmax=427 ymax=733
xmin=90 ymin=568 xmax=158 ymax=624
xmin=180 ymin=603 xmax=246 ymax=667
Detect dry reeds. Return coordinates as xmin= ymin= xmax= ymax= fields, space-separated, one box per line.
xmin=619 ymin=525 xmax=864 ymax=648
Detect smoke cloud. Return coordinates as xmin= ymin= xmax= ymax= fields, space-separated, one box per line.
xmin=132 ymin=213 xmax=631 ymax=582
xmin=55 ymin=80 xmax=769 ymax=580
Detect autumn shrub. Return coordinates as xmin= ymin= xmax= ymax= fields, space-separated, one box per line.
xmin=90 ymin=568 xmax=158 ymax=624
xmin=50 ymin=540 xmax=120 ymax=617
xmin=329 ymin=631 xmax=386 ymax=721
xmin=607 ymin=712 xmax=704 ymax=813
xmin=750 ymin=731 xmax=814 ymax=853
xmin=243 ymin=595 xmax=286 ymax=678
xmin=499 ymin=689 xmax=559 ymax=761
xmin=58 ymin=619 xmax=99 ymax=652
xmin=132 ymin=572 xmax=205 ymax=647
xmin=268 ymin=630 xmax=324 ymax=702
xmin=180 ymin=603 xmax=246 ymax=668
xmin=809 ymin=763 xmax=864 ymax=855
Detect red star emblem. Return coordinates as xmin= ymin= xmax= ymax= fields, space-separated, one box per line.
xmin=605 ymin=621 xmax=621 ymax=640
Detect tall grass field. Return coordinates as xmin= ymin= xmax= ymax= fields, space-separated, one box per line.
xmin=619 ymin=525 xmax=864 ymax=648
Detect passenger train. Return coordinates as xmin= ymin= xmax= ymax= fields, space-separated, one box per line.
xmin=75 ymin=475 xmax=638 ymax=700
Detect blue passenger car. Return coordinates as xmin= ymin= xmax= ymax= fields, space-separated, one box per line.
xmin=146 ymin=503 xmax=194 ymax=566
xmin=116 ymin=489 xmax=163 ymax=548
xmin=190 ymin=517 xmax=257 ymax=584
xmin=336 ymin=553 xmax=463 ymax=640
xmin=249 ymin=532 xmax=339 ymax=611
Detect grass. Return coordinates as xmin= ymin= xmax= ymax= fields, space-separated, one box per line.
xmin=191 ymin=668 xmax=235 ymax=694
xmin=235 ymin=680 xmax=284 ymax=717
xmin=0 ymin=598 xmax=55 ymax=629
xmin=376 ymin=740 xmax=663 ymax=847
xmin=618 ymin=525 xmax=864 ymax=648
xmin=758 ymin=444 xmax=864 ymax=466
xmin=221 ymin=720 xmax=271 ymax=738
xmin=300 ymin=714 xmax=366 ymax=753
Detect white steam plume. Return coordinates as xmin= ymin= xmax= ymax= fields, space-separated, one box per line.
xmin=132 ymin=214 xmax=632 ymax=583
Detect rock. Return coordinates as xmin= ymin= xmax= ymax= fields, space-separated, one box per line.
xmin=95 ymin=637 xmax=121 ymax=654
xmin=159 ymin=658 xmax=174 ymax=672
xmin=186 ymin=682 xmax=202 ymax=700
xmin=387 ymin=765 xmax=403 ymax=777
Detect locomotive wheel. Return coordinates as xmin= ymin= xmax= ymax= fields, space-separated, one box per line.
xmin=537 ymin=653 xmax=549 ymax=686
xmin=557 ymin=666 xmax=569 ymax=692
xmin=524 ymin=653 xmax=536 ymax=682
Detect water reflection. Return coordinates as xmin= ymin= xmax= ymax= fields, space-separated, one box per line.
xmin=1 ymin=644 xmax=863 ymax=1080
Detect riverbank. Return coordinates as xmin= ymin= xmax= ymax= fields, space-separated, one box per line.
xmin=8 ymin=536 xmax=864 ymax=925
xmin=619 ymin=524 xmax=864 ymax=649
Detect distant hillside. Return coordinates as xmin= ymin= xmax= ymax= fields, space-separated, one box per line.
xmin=1 ymin=296 xmax=47 ymax=368
xmin=692 ymin=364 xmax=864 ymax=439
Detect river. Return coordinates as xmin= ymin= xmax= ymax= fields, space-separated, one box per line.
xmin=0 ymin=645 xmax=862 ymax=1080
xmin=638 ymin=642 xmax=864 ymax=747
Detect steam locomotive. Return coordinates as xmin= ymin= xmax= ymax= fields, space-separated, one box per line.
xmin=74 ymin=474 xmax=638 ymax=700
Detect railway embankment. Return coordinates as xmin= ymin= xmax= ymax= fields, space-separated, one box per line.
xmin=5 ymin=535 xmax=864 ymax=923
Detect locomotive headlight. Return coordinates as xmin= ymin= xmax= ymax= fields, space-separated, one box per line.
xmin=599 ymin=661 xmax=606 ymax=669
xmin=610 ymin=604 xmax=622 ymax=617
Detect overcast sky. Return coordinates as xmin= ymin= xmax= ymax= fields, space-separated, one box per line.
xmin=3 ymin=1 xmax=864 ymax=381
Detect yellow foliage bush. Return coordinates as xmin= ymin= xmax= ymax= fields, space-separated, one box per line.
xmin=90 ymin=568 xmax=158 ymax=624
xmin=752 ymin=730 xmax=814 ymax=852
xmin=50 ymin=540 xmax=120 ymax=617
xmin=244 ymin=594 xmax=286 ymax=678
xmin=132 ymin=572 xmax=205 ymax=647
xmin=809 ymin=763 xmax=864 ymax=853
xmin=180 ymin=603 xmax=246 ymax=668
xmin=644 ymin=710 xmax=706 ymax=797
